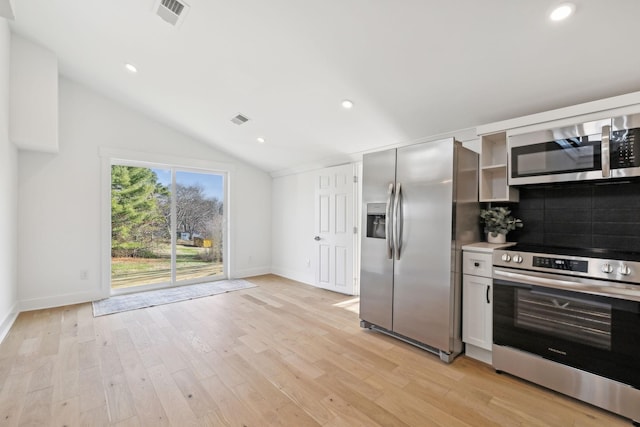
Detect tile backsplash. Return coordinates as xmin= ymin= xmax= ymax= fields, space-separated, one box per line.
xmin=507 ymin=180 xmax=640 ymax=253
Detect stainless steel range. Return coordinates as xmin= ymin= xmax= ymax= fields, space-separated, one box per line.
xmin=492 ymin=244 xmax=640 ymax=424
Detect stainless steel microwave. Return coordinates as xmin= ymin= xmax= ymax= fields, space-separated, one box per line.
xmin=508 ymin=113 xmax=640 ymax=185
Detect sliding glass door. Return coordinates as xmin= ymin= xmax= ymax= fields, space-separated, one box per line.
xmin=174 ymin=170 xmax=224 ymax=282
xmin=110 ymin=164 xmax=225 ymax=291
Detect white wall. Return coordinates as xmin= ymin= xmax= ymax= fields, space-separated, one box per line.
xmin=271 ymin=170 xmax=317 ymax=286
xmin=10 ymin=34 xmax=58 ymax=152
xmin=18 ymin=78 xmax=271 ymax=310
xmin=0 ymin=19 xmax=18 ymax=339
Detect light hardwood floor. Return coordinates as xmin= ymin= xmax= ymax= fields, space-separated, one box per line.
xmin=0 ymin=274 xmax=631 ymax=426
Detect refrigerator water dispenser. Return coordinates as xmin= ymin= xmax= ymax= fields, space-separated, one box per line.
xmin=366 ymin=203 xmax=387 ymax=239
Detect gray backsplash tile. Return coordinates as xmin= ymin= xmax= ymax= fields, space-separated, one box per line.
xmin=592 ymin=209 xmax=638 ymax=222
xmin=508 ymin=180 xmax=640 ymax=252
xmin=544 ymin=233 xmax=593 ymax=248
xmin=545 ymin=208 xmax=592 ymax=222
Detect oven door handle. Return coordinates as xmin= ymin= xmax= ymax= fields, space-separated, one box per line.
xmin=493 ymin=268 xmax=640 ymax=302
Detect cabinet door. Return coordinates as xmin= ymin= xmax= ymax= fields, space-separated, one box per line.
xmin=462 ymin=274 xmax=493 ymax=350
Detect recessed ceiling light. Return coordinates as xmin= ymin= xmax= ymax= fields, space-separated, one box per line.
xmin=341 ymin=99 xmax=354 ymax=109
xmin=124 ymin=63 xmax=138 ymax=73
xmin=550 ymin=3 xmax=575 ymax=21
xmin=257 ymin=137 xmax=265 ymax=144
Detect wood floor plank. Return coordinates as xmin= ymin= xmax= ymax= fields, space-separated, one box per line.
xmin=155 ymin=340 xmax=190 ymax=374
xmin=199 ymin=410 xmax=230 ymax=427
xmin=146 ymin=363 xmax=199 ymax=426
xmin=78 ymin=338 xmax=100 ymax=370
xmin=60 ymin=305 xmax=79 ymax=339
xmin=202 ymin=350 xmax=246 ymax=389
xmin=232 ymin=381 xmax=321 ymax=427
xmin=313 ymin=373 xmax=406 ymax=427
xmin=77 ymin=303 xmax=97 ymax=343
xmin=51 ymin=396 xmax=80 ymax=427
xmin=199 ymin=374 xmax=266 ymax=427
xmin=0 ymin=372 xmax=30 ymax=426
xmin=79 ymin=405 xmax=111 ymax=427
xmin=137 ymin=347 xmax=163 ymax=370
xmin=78 ymin=366 xmax=107 ymax=413
xmin=27 ymin=356 xmax=55 ymax=392
xmin=119 ymin=352 xmax=169 ymax=426
xmin=17 ymin=385 xmax=53 ymax=426
xmin=103 ymin=372 xmax=137 ymax=423
xmin=221 ymin=353 xmax=291 ymax=409
xmin=171 ymin=368 xmax=216 ymax=419
xmin=38 ymin=331 xmax=61 ymax=357
xmin=125 ymin=323 xmax=153 ymax=352
xmin=0 ymin=274 xmax=632 ymax=426
xmin=365 ymin=370 xmax=475 ymax=427
xmin=113 ymin=415 xmax=141 ymax=427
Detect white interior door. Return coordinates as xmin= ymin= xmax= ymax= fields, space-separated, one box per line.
xmin=315 ymin=164 xmax=356 ymax=295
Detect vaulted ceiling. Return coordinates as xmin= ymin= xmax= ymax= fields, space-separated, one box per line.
xmin=9 ymin=1 xmax=640 ymax=174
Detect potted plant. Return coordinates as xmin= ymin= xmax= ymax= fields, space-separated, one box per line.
xmin=480 ymin=206 xmax=523 ymax=243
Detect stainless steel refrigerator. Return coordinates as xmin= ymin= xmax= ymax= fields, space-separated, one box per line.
xmin=359 ymin=138 xmax=479 ymax=363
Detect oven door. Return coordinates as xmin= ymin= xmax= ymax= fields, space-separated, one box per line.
xmin=493 ymin=268 xmax=640 ymax=388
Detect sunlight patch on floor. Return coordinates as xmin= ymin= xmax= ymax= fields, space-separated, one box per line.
xmin=333 ymin=297 xmax=360 ymax=314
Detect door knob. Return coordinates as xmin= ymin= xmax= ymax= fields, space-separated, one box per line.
xmin=314 ymin=236 xmax=321 ymax=241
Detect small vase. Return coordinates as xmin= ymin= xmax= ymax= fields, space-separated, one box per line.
xmin=487 ymin=232 xmax=506 ymax=244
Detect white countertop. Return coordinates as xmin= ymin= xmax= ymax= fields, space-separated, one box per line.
xmin=461 ymin=241 xmax=516 ymax=253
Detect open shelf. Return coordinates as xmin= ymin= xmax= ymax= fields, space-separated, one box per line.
xmin=479 ymin=132 xmax=518 ymax=202
xmin=481 ymin=163 xmax=508 ymax=172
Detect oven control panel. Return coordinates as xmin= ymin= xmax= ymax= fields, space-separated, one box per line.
xmin=493 ymin=248 xmax=640 ymax=285
xmin=532 ymin=256 xmax=588 ymax=273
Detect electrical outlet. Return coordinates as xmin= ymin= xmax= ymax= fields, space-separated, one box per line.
xmin=306 ymin=259 xmax=311 ymax=267
xmin=80 ymin=270 xmax=88 ymax=280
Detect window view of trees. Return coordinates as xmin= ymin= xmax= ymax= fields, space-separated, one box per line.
xmin=111 ymin=165 xmax=224 ymax=289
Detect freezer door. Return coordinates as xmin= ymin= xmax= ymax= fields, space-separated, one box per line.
xmin=360 ymin=148 xmax=396 ymax=330
xmin=393 ymin=138 xmax=455 ymax=351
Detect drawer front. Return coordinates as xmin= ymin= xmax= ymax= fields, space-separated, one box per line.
xmin=463 ymin=251 xmax=493 ymax=278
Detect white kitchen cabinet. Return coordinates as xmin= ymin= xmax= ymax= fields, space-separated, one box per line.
xmin=463 ymin=274 xmax=492 ymax=349
xmin=479 ymin=132 xmax=518 ymax=202
xmin=462 ymin=242 xmax=513 ymax=364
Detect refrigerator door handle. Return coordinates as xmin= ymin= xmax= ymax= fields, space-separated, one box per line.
xmin=385 ymin=183 xmax=394 ymax=259
xmin=394 ymin=182 xmax=403 ymax=260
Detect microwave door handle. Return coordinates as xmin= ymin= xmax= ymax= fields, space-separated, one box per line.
xmin=386 ymin=183 xmax=394 ymax=259
xmin=601 ymin=125 xmax=611 ymax=178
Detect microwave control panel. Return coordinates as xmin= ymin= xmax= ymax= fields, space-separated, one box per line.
xmin=612 ymin=128 xmax=640 ymax=168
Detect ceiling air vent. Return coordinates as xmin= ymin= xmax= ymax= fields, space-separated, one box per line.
xmin=231 ymin=114 xmax=250 ymax=125
xmin=154 ymin=0 xmax=190 ymax=27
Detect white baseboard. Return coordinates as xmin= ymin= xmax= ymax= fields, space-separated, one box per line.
xmin=0 ymin=301 xmax=19 ymax=344
xmin=19 ymin=289 xmax=105 ymax=312
xmin=270 ymin=267 xmax=315 ymax=287
xmin=231 ymin=266 xmax=271 ymax=279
